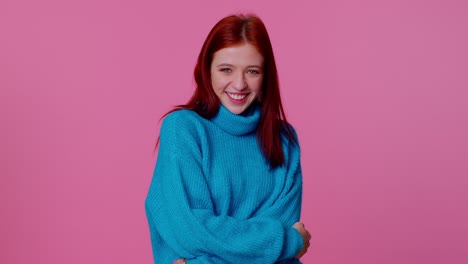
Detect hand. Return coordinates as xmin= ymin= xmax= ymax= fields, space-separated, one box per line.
xmin=173 ymin=259 xmax=186 ymax=264
xmin=292 ymin=222 xmax=311 ymax=259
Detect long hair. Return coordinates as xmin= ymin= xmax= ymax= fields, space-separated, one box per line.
xmin=160 ymin=14 xmax=296 ymax=167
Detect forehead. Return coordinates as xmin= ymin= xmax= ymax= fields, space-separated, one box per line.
xmin=212 ymin=43 xmax=264 ymax=65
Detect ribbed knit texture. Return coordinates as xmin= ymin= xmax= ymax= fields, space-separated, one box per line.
xmin=145 ymin=103 xmax=304 ymax=264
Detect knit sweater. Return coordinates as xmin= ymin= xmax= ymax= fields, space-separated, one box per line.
xmin=145 ymin=103 xmax=304 ymax=264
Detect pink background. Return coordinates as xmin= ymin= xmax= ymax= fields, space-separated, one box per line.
xmin=1 ymin=0 xmax=467 ymax=263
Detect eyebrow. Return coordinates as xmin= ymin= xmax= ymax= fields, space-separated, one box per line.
xmin=216 ymin=63 xmax=263 ymax=69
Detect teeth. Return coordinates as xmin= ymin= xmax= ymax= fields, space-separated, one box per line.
xmin=227 ymin=92 xmax=247 ymax=100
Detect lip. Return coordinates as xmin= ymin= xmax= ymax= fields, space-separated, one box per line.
xmin=225 ymin=92 xmax=249 ymax=104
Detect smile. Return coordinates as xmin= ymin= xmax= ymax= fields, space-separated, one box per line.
xmin=226 ymin=92 xmax=248 ymax=100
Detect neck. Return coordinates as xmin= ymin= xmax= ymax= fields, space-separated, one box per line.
xmin=211 ymin=103 xmax=261 ymax=136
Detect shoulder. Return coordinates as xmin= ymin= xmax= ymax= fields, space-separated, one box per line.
xmin=161 ymin=109 xmax=205 ymax=134
xmin=279 ymin=122 xmax=302 ymax=170
xmin=280 ymin=121 xmax=300 ymax=146
xmin=159 ymin=109 xmax=207 ymax=150
xmin=279 ymin=121 xmax=301 ymax=163
xmin=156 ymin=110 xmax=206 ymax=163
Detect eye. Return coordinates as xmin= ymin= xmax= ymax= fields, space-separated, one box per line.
xmin=247 ymin=69 xmax=260 ymax=75
xmin=220 ymin=68 xmax=232 ymax=73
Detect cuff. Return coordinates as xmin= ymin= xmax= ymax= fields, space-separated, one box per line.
xmin=278 ymin=227 xmax=304 ymax=260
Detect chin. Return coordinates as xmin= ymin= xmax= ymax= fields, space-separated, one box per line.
xmin=223 ymin=104 xmax=245 ymax=115
xmin=226 ymin=107 xmax=245 ymax=115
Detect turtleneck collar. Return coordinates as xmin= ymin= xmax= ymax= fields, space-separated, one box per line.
xmin=211 ymin=103 xmax=261 ymax=136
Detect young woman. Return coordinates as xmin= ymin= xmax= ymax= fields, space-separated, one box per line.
xmin=145 ymin=14 xmax=311 ymax=264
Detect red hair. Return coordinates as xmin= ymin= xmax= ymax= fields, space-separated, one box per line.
xmin=162 ymin=14 xmax=296 ymax=167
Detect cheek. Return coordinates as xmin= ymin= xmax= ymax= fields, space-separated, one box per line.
xmin=210 ymin=74 xmax=224 ymax=92
xmin=249 ymin=78 xmax=263 ymax=93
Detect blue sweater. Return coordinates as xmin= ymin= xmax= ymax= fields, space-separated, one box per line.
xmin=145 ymin=103 xmax=304 ymax=264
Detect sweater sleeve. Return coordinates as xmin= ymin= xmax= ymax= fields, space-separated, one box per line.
xmin=145 ymin=113 xmax=303 ymax=264
xmin=257 ymin=127 xmax=303 ymax=228
xmin=252 ymin=127 xmax=304 ymax=264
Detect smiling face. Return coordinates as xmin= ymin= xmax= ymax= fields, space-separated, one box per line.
xmin=210 ymin=43 xmax=264 ymax=115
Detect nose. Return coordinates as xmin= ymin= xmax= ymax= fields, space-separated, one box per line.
xmin=231 ymin=72 xmax=247 ymax=91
